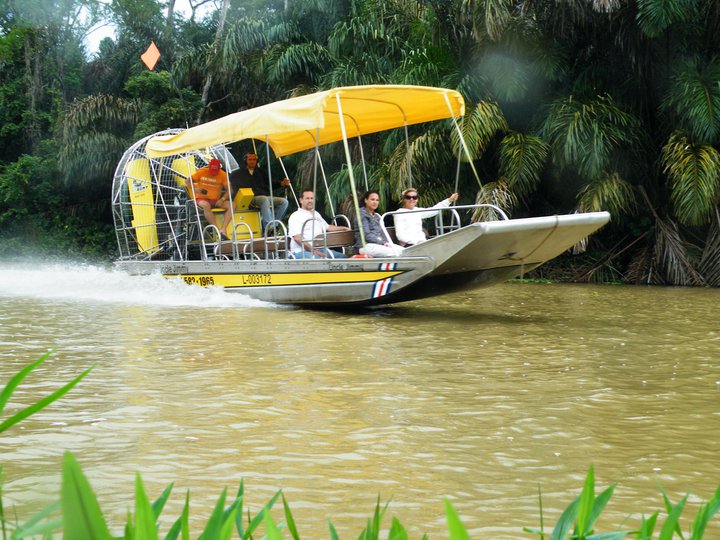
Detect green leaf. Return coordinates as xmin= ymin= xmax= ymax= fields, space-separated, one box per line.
xmin=61 ymin=452 xmax=112 ymax=540
xmin=550 ymin=496 xmax=580 ymax=540
xmin=233 ymin=486 xmax=245 ymax=539
xmin=0 ymin=367 xmax=93 ymax=434
xmin=388 ymin=517 xmax=409 ymax=540
xmin=199 ymin=488 xmax=227 ymax=540
xmin=577 ymin=465 xmax=596 ymax=535
xmin=588 ymin=484 xmax=616 ymax=533
xmin=281 ymin=492 xmax=300 ymax=540
xmin=690 ymin=485 xmax=720 ymax=539
xmin=658 ymin=493 xmax=688 ymax=540
xmin=0 ymin=351 xmax=51 ymax=415
xmin=134 ymin=473 xmax=159 ymax=540
xmin=219 ymin=507 xmax=238 ymax=540
xmin=443 ymin=499 xmax=470 ymax=540
xmin=585 ymin=533 xmax=628 ymax=540
xmin=152 ymin=483 xmax=174 ymax=521
xmin=328 ymin=521 xmax=339 ymax=540
xmin=243 ymin=490 xmax=280 ymax=540
xmin=264 ymin=511 xmax=284 ymax=540
xmin=636 ymin=512 xmax=659 ymax=540
xmin=8 ymin=500 xmax=62 ymax=539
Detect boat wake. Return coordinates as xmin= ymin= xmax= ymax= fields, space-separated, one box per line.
xmin=0 ymin=262 xmax=271 ymax=308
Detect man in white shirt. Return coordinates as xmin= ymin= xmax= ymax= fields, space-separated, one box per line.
xmin=288 ymin=189 xmax=351 ymax=259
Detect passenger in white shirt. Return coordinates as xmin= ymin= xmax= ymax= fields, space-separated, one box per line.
xmin=288 ymin=189 xmax=350 ymax=259
xmin=393 ymin=188 xmax=459 ymax=246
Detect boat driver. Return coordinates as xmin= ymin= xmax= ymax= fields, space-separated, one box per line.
xmin=186 ymin=158 xmax=233 ymax=240
xmin=229 ymin=152 xmax=291 ymax=231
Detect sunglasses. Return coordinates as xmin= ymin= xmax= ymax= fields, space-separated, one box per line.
xmin=404 ymin=194 xmax=418 ymax=200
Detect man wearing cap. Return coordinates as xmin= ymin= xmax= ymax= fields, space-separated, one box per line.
xmin=186 ymin=158 xmax=233 ymax=239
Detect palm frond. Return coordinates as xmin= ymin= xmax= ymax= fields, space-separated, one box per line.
xmin=223 ymin=18 xmax=271 ymax=59
xmin=472 ymin=179 xmax=517 ymax=221
xmin=540 ymin=95 xmax=640 ymax=179
xmin=661 ymin=57 xmax=720 ymax=143
xmin=451 ymin=100 xmax=508 ymax=161
xmin=462 ymin=0 xmax=513 ymax=41
xmin=62 ymin=95 xmax=142 ymax=137
xmin=698 ymin=207 xmax=720 ymax=286
xmin=576 ymin=172 xmax=636 ymax=216
xmin=653 ymin=215 xmax=705 ymax=286
xmin=476 ymin=49 xmax=531 ymax=102
xmin=498 ymin=132 xmax=548 ymax=199
xmin=661 ymin=131 xmax=720 ymax=226
xmin=59 ymin=132 xmax=130 ymax=187
xmin=636 ymin=0 xmax=693 ymax=38
xmin=266 ymin=42 xmax=332 ymax=85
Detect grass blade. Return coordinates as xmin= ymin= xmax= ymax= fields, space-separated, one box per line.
xmin=199 ymin=488 xmax=227 ymax=540
xmin=443 ymin=499 xmax=470 ymax=540
xmin=134 ymin=473 xmax=159 ymax=540
xmin=388 ymin=517 xmax=409 ymax=540
xmin=281 ymin=492 xmax=300 ymax=540
xmin=61 ymin=452 xmax=112 ymax=540
xmin=588 ymin=484 xmax=616 ymax=532
xmin=658 ymin=493 xmax=688 ymax=540
xmin=263 ymin=511 xmax=283 ymax=540
xmin=0 ymin=367 xmax=93 ymax=434
xmin=219 ymin=507 xmax=237 ymax=540
xmin=0 ymin=352 xmax=51 ymax=415
xmin=328 ymin=521 xmax=339 ymax=540
xmin=690 ymin=485 xmax=720 ymax=539
xmin=152 ymin=483 xmax=174 ymax=521
xmin=233 ymin=479 xmax=245 ymax=539
xmin=550 ymin=496 xmax=579 ymax=540
xmin=635 ymin=512 xmax=659 ymax=540
xmin=243 ymin=490 xmax=280 ymax=540
xmin=577 ymin=465 xmax=596 ymax=535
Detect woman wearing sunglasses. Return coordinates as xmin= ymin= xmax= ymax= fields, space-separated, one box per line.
xmin=393 ymin=188 xmax=459 ymax=246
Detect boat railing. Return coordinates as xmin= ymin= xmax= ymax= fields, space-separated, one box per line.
xmin=294 ymin=217 xmax=355 ymax=259
xmin=381 ymin=203 xmax=509 ymax=244
xmin=212 ymin=220 xmax=291 ymax=261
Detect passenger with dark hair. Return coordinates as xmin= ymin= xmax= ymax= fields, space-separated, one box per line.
xmin=354 ymin=191 xmax=404 ymax=257
xmin=229 ymin=152 xmax=291 ymax=230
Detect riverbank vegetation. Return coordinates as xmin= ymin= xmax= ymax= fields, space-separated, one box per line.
xmin=1 ymin=0 xmax=719 ymax=285
xmin=2 ymin=355 xmax=720 ymax=538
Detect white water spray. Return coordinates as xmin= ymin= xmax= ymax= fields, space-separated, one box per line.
xmin=0 ymin=262 xmax=271 ymax=308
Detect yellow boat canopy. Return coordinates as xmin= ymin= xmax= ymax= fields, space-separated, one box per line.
xmin=146 ymin=85 xmax=465 ymax=158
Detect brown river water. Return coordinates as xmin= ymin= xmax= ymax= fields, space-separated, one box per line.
xmin=0 ymin=262 xmax=718 ymax=538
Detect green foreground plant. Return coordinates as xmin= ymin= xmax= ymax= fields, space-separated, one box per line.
xmin=1 ymin=356 xmax=720 ymax=539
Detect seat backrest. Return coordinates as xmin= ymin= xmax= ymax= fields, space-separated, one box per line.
xmin=125 ymin=158 xmax=159 ymax=254
xmin=170 ymin=157 xmax=197 ymax=188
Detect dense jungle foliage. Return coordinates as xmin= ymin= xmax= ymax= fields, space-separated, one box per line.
xmin=1 ymin=0 xmax=719 ymax=285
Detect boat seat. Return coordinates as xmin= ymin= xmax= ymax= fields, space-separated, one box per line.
xmin=385 ymin=226 xmax=400 ymax=244
xmin=313 ymin=229 xmax=356 ymax=248
xmin=215 ymin=235 xmax=290 ymax=259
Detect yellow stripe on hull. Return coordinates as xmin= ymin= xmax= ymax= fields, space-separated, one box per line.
xmin=166 ymin=270 xmax=403 ymax=288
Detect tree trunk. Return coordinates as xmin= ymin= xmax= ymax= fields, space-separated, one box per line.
xmin=23 ymin=32 xmax=42 ymax=152
xmin=197 ymin=0 xmax=230 ymax=124
xmin=164 ymin=0 xmax=176 ymax=56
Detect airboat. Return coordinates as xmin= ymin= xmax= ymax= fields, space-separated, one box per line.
xmin=111 ymin=85 xmax=610 ymax=306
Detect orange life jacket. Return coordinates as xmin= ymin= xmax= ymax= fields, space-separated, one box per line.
xmin=191 ymin=168 xmax=227 ymax=200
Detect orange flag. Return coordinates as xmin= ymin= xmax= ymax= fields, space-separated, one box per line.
xmin=140 ymin=41 xmax=161 ymax=70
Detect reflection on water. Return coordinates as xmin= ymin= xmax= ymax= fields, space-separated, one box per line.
xmin=1 ymin=263 xmax=719 ymax=538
